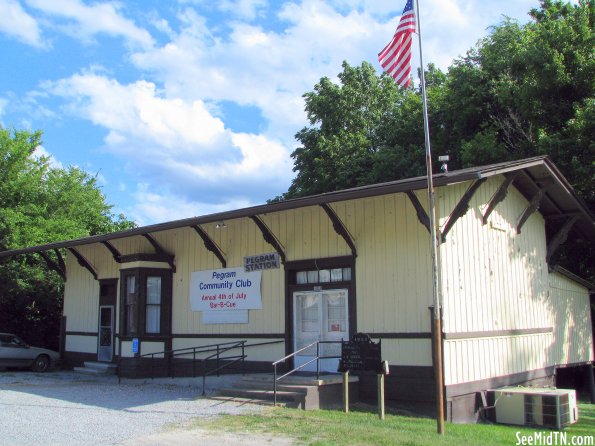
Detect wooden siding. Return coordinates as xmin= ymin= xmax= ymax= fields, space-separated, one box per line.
xmin=548 ymin=272 xmax=594 ymax=366
xmin=439 ymin=177 xmax=550 ymax=335
xmin=60 ymin=175 xmax=592 ymax=377
xmin=333 ymin=194 xmax=433 ymax=336
xmin=65 ymin=334 xmax=97 ymax=354
xmin=440 ymin=177 xmax=592 ymax=386
xmin=63 ymin=254 xmax=101 ymax=332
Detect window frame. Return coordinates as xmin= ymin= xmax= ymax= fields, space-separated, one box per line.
xmin=119 ymin=268 xmax=172 ymax=338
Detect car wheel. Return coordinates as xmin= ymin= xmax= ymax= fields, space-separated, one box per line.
xmin=32 ymin=355 xmax=50 ymax=372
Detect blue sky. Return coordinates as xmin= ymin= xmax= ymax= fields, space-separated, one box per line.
xmin=0 ymin=0 xmax=551 ymax=226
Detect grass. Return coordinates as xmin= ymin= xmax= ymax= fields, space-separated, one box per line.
xmin=200 ymin=402 xmax=595 ymax=446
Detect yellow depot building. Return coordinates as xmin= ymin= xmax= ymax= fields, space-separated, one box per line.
xmin=1 ymin=156 xmax=593 ymax=422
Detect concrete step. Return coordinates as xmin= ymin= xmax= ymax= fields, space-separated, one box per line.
xmin=215 ymin=373 xmax=359 ymax=410
xmin=218 ymin=388 xmax=305 ymax=408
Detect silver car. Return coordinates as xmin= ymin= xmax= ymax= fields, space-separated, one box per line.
xmin=0 ymin=333 xmax=61 ymax=372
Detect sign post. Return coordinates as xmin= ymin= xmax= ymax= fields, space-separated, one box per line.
xmin=340 ymin=333 xmax=387 ymax=417
xmin=343 ymin=370 xmax=349 ymax=413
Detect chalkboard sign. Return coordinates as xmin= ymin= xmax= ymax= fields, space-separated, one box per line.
xmin=340 ymin=333 xmax=383 ymax=373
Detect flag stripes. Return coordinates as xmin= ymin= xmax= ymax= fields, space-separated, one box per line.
xmin=378 ymin=0 xmax=416 ymax=88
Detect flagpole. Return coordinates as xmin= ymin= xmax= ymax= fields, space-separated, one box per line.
xmin=414 ymin=0 xmax=445 ymax=434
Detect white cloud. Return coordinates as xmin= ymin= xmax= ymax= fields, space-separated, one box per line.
xmin=25 ymin=0 xmax=154 ymax=48
xmin=132 ymin=0 xmax=384 ymax=143
xmin=42 ymin=71 xmax=293 ymax=217
xmin=32 ymin=145 xmax=64 ymax=169
xmin=128 ymin=183 xmax=253 ymax=227
xmin=218 ymin=0 xmax=267 ymax=20
xmin=0 ymin=0 xmax=44 ymax=47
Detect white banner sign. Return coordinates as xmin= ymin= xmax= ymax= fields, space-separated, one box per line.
xmin=190 ymin=267 xmax=262 ymax=312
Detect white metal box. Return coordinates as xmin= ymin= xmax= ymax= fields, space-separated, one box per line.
xmin=490 ymin=387 xmax=578 ymax=430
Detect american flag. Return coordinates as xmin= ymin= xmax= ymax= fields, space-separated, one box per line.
xmin=378 ymin=0 xmax=416 ymax=88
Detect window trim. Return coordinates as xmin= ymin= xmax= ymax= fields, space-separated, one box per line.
xmin=119 ymin=267 xmax=172 ymax=338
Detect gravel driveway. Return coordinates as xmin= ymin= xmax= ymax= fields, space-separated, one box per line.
xmin=0 ymin=371 xmax=293 ymax=446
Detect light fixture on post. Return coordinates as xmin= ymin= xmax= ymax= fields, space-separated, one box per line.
xmin=215 ymin=221 xmax=227 ymax=229
xmin=439 ymin=155 xmax=449 ymax=173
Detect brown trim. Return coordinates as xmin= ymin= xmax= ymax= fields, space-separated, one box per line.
xmin=68 ymin=247 xmax=98 ymax=280
xmin=482 ymin=172 xmax=518 ymax=225
xmin=320 ymin=203 xmax=357 ymax=257
xmin=443 ymin=327 xmax=553 ymax=340
xmin=8 ymin=156 xmax=594 ymax=261
xmin=286 ymin=256 xmax=356 ymax=366
xmin=99 ymin=278 xmax=118 ymax=306
xmin=119 ymin=335 xmax=170 ymax=342
xmin=250 ymin=215 xmax=286 ymax=263
xmin=101 ymin=241 xmax=123 ymax=263
xmin=119 ymin=253 xmax=174 ymax=264
xmin=38 ymin=251 xmax=66 ymax=280
xmin=405 ymin=190 xmax=430 ymax=234
xmin=516 ymin=187 xmax=545 ymax=234
xmin=171 ymin=333 xmax=286 ymax=339
xmin=441 ymin=178 xmax=487 ymax=243
xmin=65 ymin=331 xmax=97 ymax=337
xmin=553 ymin=361 xmax=592 ymax=369
xmin=141 ymin=234 xmax=176 ymax=272
xmin=445 ymin=366 xmax=556 ymax=398
xmin=120 ymin=268 xmax=173 ymax=338
xmin=191 ymin=225 xmax=227 ymax=267
xmin=550 ymin=265 xmax=594 ymax=290
xmin=367 ymin=332 xmax=432 ymax=339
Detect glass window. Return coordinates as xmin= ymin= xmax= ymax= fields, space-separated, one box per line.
xmin=318 ymin=269 xmax=330 ymax=282
xmin=294 ymin=266 xmax=352 ymax=285
xmin=145 ymin=276 xmax=162 ymax=334
xmin=296 ymin=271 xmax=307 ymax=284
xmin=342 ymin=268 xmax=352 ymax=281
xmin=330 ymin=268 xmax=343 ymax=282
xmin=125 ymin=275 xmax=137 ymax=335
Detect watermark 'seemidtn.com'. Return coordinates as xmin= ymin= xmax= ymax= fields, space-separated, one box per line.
xmin=516 ymin=431 xmax=594 ymax=446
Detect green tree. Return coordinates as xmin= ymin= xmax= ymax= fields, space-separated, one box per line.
xmin=444 ymin=0 xmax=594 ymax=207
xmin=0 ymin=128 xmax=134 ymax=349
xmin=280 ymin=1 xmax=593 ymax=280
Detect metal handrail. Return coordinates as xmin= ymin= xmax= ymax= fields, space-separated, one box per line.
xmin=272 ymin=340 xmax=342 ymax=406
xmin=117 ymin=339 xmax=283 ymax=385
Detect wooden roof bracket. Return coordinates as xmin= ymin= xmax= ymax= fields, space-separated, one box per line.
xmin=54 ymin=249 xmax=66 ymax=275
xmin=546 ymin=215 xmax=580 ymax=264
xmin=482 ymin=172 xmax=519 ymax=225
xmin=142 ymin=233 xmax=176 ymax=272
xmin=38 ymin=251 xmax=66 ymax=281
xmin=516 ymin=188 xmax=545 ymax=234
xmin=249 ymin=215 xmax=286 ymax=264
xmin=406 ymin=191 xmax=431 ymax=234
xmin=192 ymin=225 xmax=227 ymax=267
xmin=320 ymin=203 xmax=357 ymax=257
xmin=101 ymin=241 xmax=122 ymax=263
xmin=440 ymin=178 xmax=487 ymax=243
xmin=67 ymin=247 xmax=98 ymax=280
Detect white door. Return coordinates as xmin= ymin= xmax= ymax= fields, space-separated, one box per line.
xmin=97 ymin=305 xmax=114 ymax=362
xmin=293 ymin=289 xmax=348 ymax=373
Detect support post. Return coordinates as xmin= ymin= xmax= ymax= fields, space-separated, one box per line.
xmin=343 ymin=371 xmax=350 ymax=413
xmin=378 ymin=374 xmax=385 ymax=420
xmin=415 ymin=0 xmax=445 ymax=434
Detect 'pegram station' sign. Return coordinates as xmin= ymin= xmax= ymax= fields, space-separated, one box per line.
xmin=244 ymin=253 xmax=280 ymax=272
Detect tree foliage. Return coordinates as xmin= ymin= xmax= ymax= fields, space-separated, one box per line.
xmin=281 ymin=0 xmax=593 ymax=280
xmin=0 ymin=128 xmax=134 ymax=349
